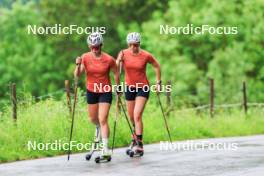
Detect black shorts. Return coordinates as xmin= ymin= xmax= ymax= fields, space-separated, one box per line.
xmin=125 ymin=87 xmax=150 ymax=101
xmin=86 ymin=90 xmax=112 ymax=104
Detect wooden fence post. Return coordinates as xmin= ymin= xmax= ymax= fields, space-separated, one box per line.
xmin=11 ymin=83 xmax=17 ymax=122
xmin=65 ymin=80 xmax=72 ymax=115
xmin=166 ymin=80 xmax=171 ymax=107
xmin=209 ymin=78 xmax=214 ymax=118
xmin=242 ymin=81 xmax=248 ymax=114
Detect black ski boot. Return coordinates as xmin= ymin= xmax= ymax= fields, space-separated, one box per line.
xmin=127 ymin=139 xmax=144 ymax=157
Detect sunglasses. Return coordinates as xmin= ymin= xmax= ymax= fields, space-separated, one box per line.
xmin=90 ymin=45 xmax=101 ymax=50
xmin=130 ymin=43 xmax=140 ymax=47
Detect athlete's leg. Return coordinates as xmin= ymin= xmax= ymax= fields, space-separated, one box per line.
xmin=126 ymin=100 xmax=135 ymax=125
xmin=88 ymin=104 xmax=99 ymax=125
xmin=98 ymin=102 xmax=111 ymax=138
xmin=87 ymin=104 xmax=101 ymax=143
xmin=98 ymin=102 xmax=111 ymax=154
xmin=86 ymin=90 xmax=101 ymax=144
xmin=86 ymin=90 xmax=99 ymax=125
xmin=125 ymin=88 xmax=138 ymax=151
xmin=133 ymin=96 xmax=148 ymax=136
xmin=126 ymin=100 xmax=137 ymax=151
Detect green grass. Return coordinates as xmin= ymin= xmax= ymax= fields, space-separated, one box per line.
xmin=0 ymin=96 xmax=264 ymax=163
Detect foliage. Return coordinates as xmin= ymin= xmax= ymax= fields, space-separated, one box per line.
xmin=0 ymin=97 xmax=264 ymax=163
xmin=142 ymin=0 xmax=264 ymax=104
xmin=0 ymin=0 xmax=264 ymax=104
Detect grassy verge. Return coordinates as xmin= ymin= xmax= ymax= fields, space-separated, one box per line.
xmin=0 ymin=97 xmax=264 ymax=163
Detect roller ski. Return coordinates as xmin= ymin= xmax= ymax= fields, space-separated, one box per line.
xmin=85 ymin=140 xmax=101 ymax=161
xmin=126 ymin=135 xmax=137 ymax=155
xmin=85 ymin=126 xmax=101 ymax=161
xmin=127 ymin=139 xmax=144 ymax=157
xmin=94 ymin=149 xmax=112 ymax=163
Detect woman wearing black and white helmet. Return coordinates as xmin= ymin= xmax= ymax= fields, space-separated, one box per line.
xmin=74 ymin=32 xmax=120 ymax=160
xmin=116 ymin=32 xmax=161 ymax=156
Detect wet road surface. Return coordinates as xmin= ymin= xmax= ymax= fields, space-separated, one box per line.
xmin=0 ymin=135 xmax=264 ymax=176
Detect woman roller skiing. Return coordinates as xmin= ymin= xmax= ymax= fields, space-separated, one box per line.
xmin=116 ymin=32 xmax=161 ymax=157
xmin=74 ymin=32 xmax=120 ymax=163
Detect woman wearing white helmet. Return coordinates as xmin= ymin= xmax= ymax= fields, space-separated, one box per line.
xmin=116 ymin=32 xmax=161 ymax=156
xmin=74 ymin=32 xmax=120 ymax=160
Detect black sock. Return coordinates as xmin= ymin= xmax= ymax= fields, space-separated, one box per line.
xmin=136 ymin=134 xmax=143 ymax=141
xmin=136 ymin=135 xmax=143 ymax=147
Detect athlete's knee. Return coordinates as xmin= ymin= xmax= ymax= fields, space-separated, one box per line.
xmin=89 ymin=116 xmax=98 ymax=123
xmin=99 ymin=116 xmax=108 ymax=126
xmin=128 ymin=114 xmax=134 ymax=121
xmin=128 ymin=110 xmax=134 ymax=118
xmin=134 ymin=113 xmax=142 ymax=122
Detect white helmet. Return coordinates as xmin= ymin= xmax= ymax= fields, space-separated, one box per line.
xmin=87 ymin=32 xmax=103 ymax=46
xmin=126 ymin=32 xmax=141 ymax=44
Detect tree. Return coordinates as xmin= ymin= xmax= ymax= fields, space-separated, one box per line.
xmin=141 ymin=0 xmax=264 ymax=104
xmin=0 ymin=1 xmax=56 ymax=98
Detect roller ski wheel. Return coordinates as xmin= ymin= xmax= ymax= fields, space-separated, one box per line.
xmin=128 ymin=150 xmax=134 ymax=157
xmin=128 ymin=148 xmax=144 ymax=157
xmin=94 ymin=155 xmax=111 ymax=163
xmin=129 ymin=139 xmax=144 ymax=158
xmin=135 ymin=149 xmax=144 ymax=157
xmin=126 ymin=138 xmax=137 ymax=155
xmin=85 ymin=154 xmax=92 ymax=161
xmin=126 ymin=149 xmax=132 ymax=155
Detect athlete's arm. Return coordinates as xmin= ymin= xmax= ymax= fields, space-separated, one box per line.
xmin=150 ymin=57 xmax=161 ymax=83
xmin=148 ymin=55 xmax=161 ymax=91
xmin=111 ymin=59 xmax=120 ymax=87
xmin=74 ymin=56 xmax=85 ymax=77
xmin=116 ymin=51 xmax=124 ymax=75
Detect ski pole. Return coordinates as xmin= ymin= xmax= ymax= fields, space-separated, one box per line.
xmin=119 ymin=98 xmax=134 ymax=136
xmin=156 ymin=92 xmax=172 ymax=143
xmin=111 ymin=93 xmax=119 ymax=153
xmin=67 ymin=63 xmax=81 ymax=161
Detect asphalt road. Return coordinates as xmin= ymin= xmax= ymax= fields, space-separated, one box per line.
xmin=1 ymin=135 xmax=264 ymax=176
